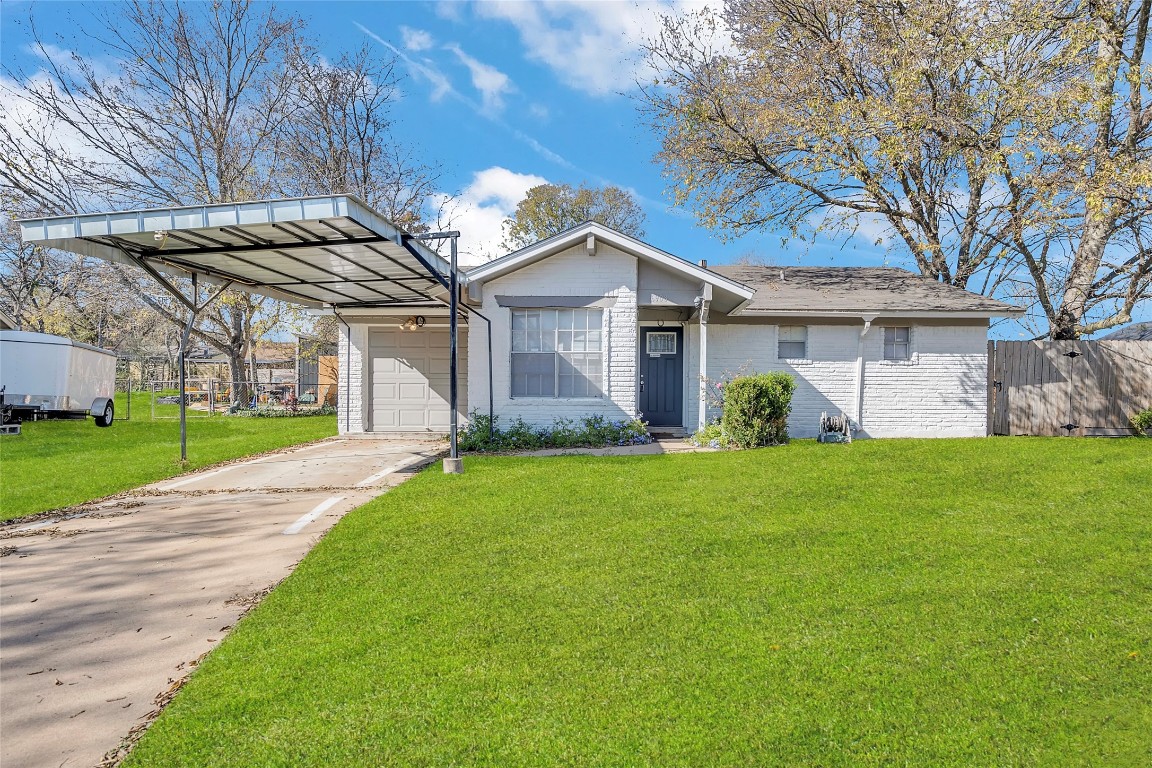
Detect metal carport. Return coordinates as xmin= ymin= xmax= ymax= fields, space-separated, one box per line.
xmin=19 ymin=195 xmax=476 ymax=472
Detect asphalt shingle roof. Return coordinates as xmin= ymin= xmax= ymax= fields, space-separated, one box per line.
xmin=710 ymin=266 xmax=1018 ymax=314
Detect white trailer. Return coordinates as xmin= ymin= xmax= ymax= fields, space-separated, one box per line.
xmin=0 ymin=330 xmax=117 ymax=427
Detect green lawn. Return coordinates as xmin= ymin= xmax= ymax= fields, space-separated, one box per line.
xmin=0 ymin=396 xmax=336 ymax=520
xmin=125 ymin=438 xmax=1151 ymax=767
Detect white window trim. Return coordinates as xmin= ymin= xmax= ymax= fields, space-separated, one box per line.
xmin=880 ymin=325 xmax=917 ymax=365
xmin=777 ymin=325 xmax=812 ymax=365
xmin=646 ymin=331 xmax=678 ymax=356
xmin=509 ymin=307 xmax=607 ymax=399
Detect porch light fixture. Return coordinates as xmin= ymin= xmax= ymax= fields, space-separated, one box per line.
xmin=400 ymin=315 xmax=426 ymax=331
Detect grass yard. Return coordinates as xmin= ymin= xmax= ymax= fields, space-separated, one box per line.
xmin=0 ymin=395 xmax=335 ymax=520
xmin=126 ymin=438 xmax=1150 ymax=767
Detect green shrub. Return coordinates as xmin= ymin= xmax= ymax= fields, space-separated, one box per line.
xmin=687 ymin=420 xmax=731 ymax=450
xmin=236 ymin=404 xmax=337 ymax=418
xmin=1132 ymin=408 xmax=1152 ymax=436
xmin=458 ymin=411 xmax=652 ymax=452
xmin=720 ymin=372 xmax=796 ymax=448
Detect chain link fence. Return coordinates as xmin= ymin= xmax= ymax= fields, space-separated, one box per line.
xmin=141 ymin=380 xmax=337 ymax=419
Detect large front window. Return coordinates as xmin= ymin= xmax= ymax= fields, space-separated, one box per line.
xmin=511 ymin=308 xmax=603 ymax=397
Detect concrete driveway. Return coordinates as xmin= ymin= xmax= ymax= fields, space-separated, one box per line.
xmin=0 ymin=437 xmax=443 ymax=768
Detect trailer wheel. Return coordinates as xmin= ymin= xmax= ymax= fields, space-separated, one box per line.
xmin=93 ymin=398 xmax=114 ymax=427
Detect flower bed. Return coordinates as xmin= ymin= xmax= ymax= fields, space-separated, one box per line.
xmin=459 ymin=412 xmax=652 ymax=452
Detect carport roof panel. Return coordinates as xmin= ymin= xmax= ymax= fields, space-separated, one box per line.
xmin=18 ymin=195 xmax=455 ymax=309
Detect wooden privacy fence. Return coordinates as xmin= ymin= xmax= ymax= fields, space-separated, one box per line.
xmin=988 ymin=340 xmax=1152 ymax=436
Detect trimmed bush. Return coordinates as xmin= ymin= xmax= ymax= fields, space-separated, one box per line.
xmin=720 ymin=372 xmax=796 ymax=448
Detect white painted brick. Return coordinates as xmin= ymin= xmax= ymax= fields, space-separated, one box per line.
xmin=337 ymin=322 xmax=366 ymax=434
xmin=467 ymin=243 xmax=639 ymax=427
xmin=687 ymin=322 xmax=987 ymax=438
xmin=860 ymin=324 xmax=986 ymax=437
xmin=347 ymin=244 xmax=991 ymax=439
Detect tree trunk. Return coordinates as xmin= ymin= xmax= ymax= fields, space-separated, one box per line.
xmin=227 ymin=347 xmax=248 ymax=406
xmin=1052 ymin=213 xmax=1111 ymax=339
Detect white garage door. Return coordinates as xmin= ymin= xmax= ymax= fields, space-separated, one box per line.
xmin=368 ymin=327 xmax=466 ymax=432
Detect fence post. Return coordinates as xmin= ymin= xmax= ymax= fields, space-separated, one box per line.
xmin=986 ymin=340 xmax=994 ymax=436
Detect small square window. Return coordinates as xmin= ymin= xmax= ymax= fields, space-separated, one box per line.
xmin=778 ymin=325 xmax=808 ymax=359
xmin=884 ymin=326 xmax=911 ymax=360
xmin=646 ymin=332 xmax=677 ymax=356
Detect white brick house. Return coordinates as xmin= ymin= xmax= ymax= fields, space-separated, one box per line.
xmin=337 ymin=222 xmax=1020 ymax=439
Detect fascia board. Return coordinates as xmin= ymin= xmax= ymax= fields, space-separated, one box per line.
xmin=733 ymin=308 xmax=1025 ymax=319
xmin=466 ymin=222 xmax=754 ymax=302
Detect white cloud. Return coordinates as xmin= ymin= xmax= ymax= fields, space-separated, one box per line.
xmin=400 ymin=26 xmax=435 ymax=51
xmin=444 ymin=43 xmax=514 ymax=116
xmin=433 ymin=1 xmax=465 ymax=22
xmin=474 ymin=0 xmax=720 ymax=97
xmin=355 ymin=22 xmax=455 ymax=102
xmin=23 ymin=42 xmax=121 ymax=82
xmin=434 ymin=166 xmax=548 ymax=265
xmin=528 ymin=103 xmax=550 ymax=121
xmin=0 ymin=70 xmax=123 ymax=197
xmin=357 ymin=22 xmax=582 ymax=172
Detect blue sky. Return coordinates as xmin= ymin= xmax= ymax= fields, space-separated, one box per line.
xmin=2 ymin=1 xmax=1145 ymax=337
xmin=0 ymin=0 xmax=891 ymax=271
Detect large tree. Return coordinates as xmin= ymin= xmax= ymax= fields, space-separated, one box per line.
xmin=275 ymin=45 xmax=443 ymax=233
xmin=1 ymin=0 xmax=443 ymax=381
xmin=641 ymin=0 xmax=1152 ymax=338
xmin=501 ymin=182 xmax=647 ymax=252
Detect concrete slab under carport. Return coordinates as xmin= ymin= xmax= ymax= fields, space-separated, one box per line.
xmin=0 ymin=437 xmax=444 ymax=768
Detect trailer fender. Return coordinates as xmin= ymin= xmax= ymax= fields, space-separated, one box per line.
xmin=92 ymin=397 xmax=114 ymax=427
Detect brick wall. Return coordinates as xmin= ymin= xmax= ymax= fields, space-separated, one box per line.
xmin=337 ymin=321 xmax=365 ymax=434
xmin=862 ymin=323 xmax=987 ymax=437
xmin=468 ymin=242 xmax=639 ymax=426
xmin=687 ymin=322 xmax=988 ymax=438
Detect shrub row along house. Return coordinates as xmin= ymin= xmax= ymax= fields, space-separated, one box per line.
xmin=338 ymin=222 xmax=1020 ymax=439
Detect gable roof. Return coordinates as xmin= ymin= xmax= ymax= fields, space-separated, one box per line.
xmin=465 ymin=221 xmax=754 ymax=309
xmin=1100 ymin=321 xmax=1152 ymax=340
xmin=711 ymin=266 xmax=1021 ymax=317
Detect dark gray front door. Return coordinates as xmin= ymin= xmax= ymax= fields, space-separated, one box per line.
xmin=639 ymin=327 xmax=683 ymax=427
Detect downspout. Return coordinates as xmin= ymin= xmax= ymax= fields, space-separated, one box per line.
xmin=697 ymin=284 xmax=712 ymax=431
xmin=335 ymin=310 xmax=352 ymax=434
xmin=855 ymin=316 xmax=876 ymax=431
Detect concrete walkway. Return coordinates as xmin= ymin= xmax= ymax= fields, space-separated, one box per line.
xmin=0 ymin=438 xmax=443 ymax=768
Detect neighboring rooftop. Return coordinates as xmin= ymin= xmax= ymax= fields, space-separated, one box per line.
xmin=711 ymin=266 xmax=1020 ymax=315
xmin=1100 ymin=321 xmax=1152 ymax=341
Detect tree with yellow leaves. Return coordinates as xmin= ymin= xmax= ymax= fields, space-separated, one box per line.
xmin=641 ymin=0 xmax=1151 ymax=338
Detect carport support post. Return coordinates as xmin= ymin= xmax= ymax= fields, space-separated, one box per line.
xmin=444 ymin=235 xmax=463 ymax=474
xmin=112 ymin=245 xmax=232 ymax=462
xmin=177 ymin=275 xmax=198 ymax=463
